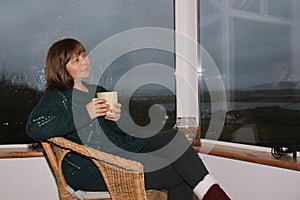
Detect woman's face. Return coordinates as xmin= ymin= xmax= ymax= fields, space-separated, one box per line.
xmin=66 ymin=52 xmax=90 ymax=81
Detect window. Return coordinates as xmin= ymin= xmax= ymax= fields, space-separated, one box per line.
xmin=0 ymin=0 xmax=174 ymax=144
xmin=199 ymin=0 xmax=300 ymax=150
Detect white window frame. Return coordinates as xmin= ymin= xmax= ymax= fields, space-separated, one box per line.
xmin=175 ymin=0 xmax=300 ymax=155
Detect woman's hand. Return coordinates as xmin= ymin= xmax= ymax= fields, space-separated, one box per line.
xmin=86 ymin=98 xmax=110 ymax=120
xmin=105 ymin=103 xmax=122 ymax=121
xmin=86 ymin=99 xmax=121 ymax=121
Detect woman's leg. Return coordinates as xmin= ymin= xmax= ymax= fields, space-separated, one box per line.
xmin=144 ymin=163 xmax=194 ymax=200
xmin=140 ymin=129 xmax=230 ymax=200
xmin=140 ymin=130 xmax=208 ymax=187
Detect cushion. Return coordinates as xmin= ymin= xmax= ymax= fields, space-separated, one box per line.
xmin=66 ymin=185 xmax=110 ymax=200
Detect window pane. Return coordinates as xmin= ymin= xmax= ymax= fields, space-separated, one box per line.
xmin=200 ymin=2 xmax=223 ymax=69
xmin=232 ymin=0 xmax=260 ymax=13
xmin=0 ymin=0 xmax=174 ymax=144
xmin=267 ymin=0 xmax=291 ymax=18
xmin=199 ymin=0 xmax=300 ymax=149
xmin=233 ymin=18 xmax=291 ymax=89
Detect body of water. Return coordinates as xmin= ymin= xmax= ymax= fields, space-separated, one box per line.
xmin=201 ymin=101 xmax=300 ymax=112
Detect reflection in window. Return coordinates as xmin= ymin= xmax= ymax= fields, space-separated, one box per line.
xmin=232 ymin=0 xmax=261 ymax=13
xmin=0 ymin=0 xmax=174 ymax=144
xmin=267 ymin=0 xmax=291 ymax=18
xmin=199 ymin=0 xmax=300 ymax=150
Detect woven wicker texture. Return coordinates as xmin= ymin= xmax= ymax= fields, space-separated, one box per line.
xmin=42 ymin=137 xmax=167 ymax=200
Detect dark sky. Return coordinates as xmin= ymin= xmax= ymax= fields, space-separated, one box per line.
xmin=0 ymin=0 xmax=174 ymax=90
xmin=1 ymin=0 xmax=299 ymax=91
xmin=199 ymin=0 xmax=300 ymax=90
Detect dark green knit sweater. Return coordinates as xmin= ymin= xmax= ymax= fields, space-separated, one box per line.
xmin=26 ymin=84 xmax=149 ymax=190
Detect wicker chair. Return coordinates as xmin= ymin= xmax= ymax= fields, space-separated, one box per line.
xmin=41 ymin=137 xmax=167 ymax=200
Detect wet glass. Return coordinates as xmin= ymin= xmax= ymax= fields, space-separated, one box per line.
xmin=199 ymin=0 xmax=300 ymax=150
xmin=0 ymin=0 xmax=174 ymax=144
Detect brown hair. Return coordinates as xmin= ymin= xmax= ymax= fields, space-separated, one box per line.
xmin=45 ymin=38 xmax=86 ymax=91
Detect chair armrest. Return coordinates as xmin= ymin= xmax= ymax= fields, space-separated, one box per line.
xmin=48 ymin=137 xmax=143 ymax=172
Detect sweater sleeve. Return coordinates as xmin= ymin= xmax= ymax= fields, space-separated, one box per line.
xmin=26 ymin=90 xmax=91 ymax=141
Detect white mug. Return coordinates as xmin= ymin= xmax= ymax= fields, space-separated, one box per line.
xmin=96 ymin=91 xmax=118 ymax=113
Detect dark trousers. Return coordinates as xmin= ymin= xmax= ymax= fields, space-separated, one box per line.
xmin=81 ymin=130 xmax=208 ymax=200
xmin=140 ymin=130 xmax=208 ymax=200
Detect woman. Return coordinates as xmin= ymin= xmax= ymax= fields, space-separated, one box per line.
xmin=26 ymin=38 xmax=230 ymax=200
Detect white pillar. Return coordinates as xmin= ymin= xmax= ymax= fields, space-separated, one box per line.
xmin=175 ymin=0 xmax=199 ymax=126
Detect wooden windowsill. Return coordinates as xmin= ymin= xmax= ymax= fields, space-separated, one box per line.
xmin=193 ymin=140 xmax=300 ymax=172
xmin=0 ymin=141 xmax=299 ymax=171
xmin=0 ymin=144 xmax=43 ymax=159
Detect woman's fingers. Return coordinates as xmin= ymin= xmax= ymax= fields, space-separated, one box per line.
xmin=87 ymin=100 xmax=122 ymax=121
xmin=105 ymin=113 xmax=120 ymax=121
xmin=93 ymin=99 xmax=110 ymax=115
xmin=105 ymin=103 xmax=122 ymax=121
xmin=113 ymin=103 xmax=122 ymax=109
xmin=86 ymin=99 xmax=109 ymax=119
xmin=109 ymin=103 xmax=121 ymax=113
